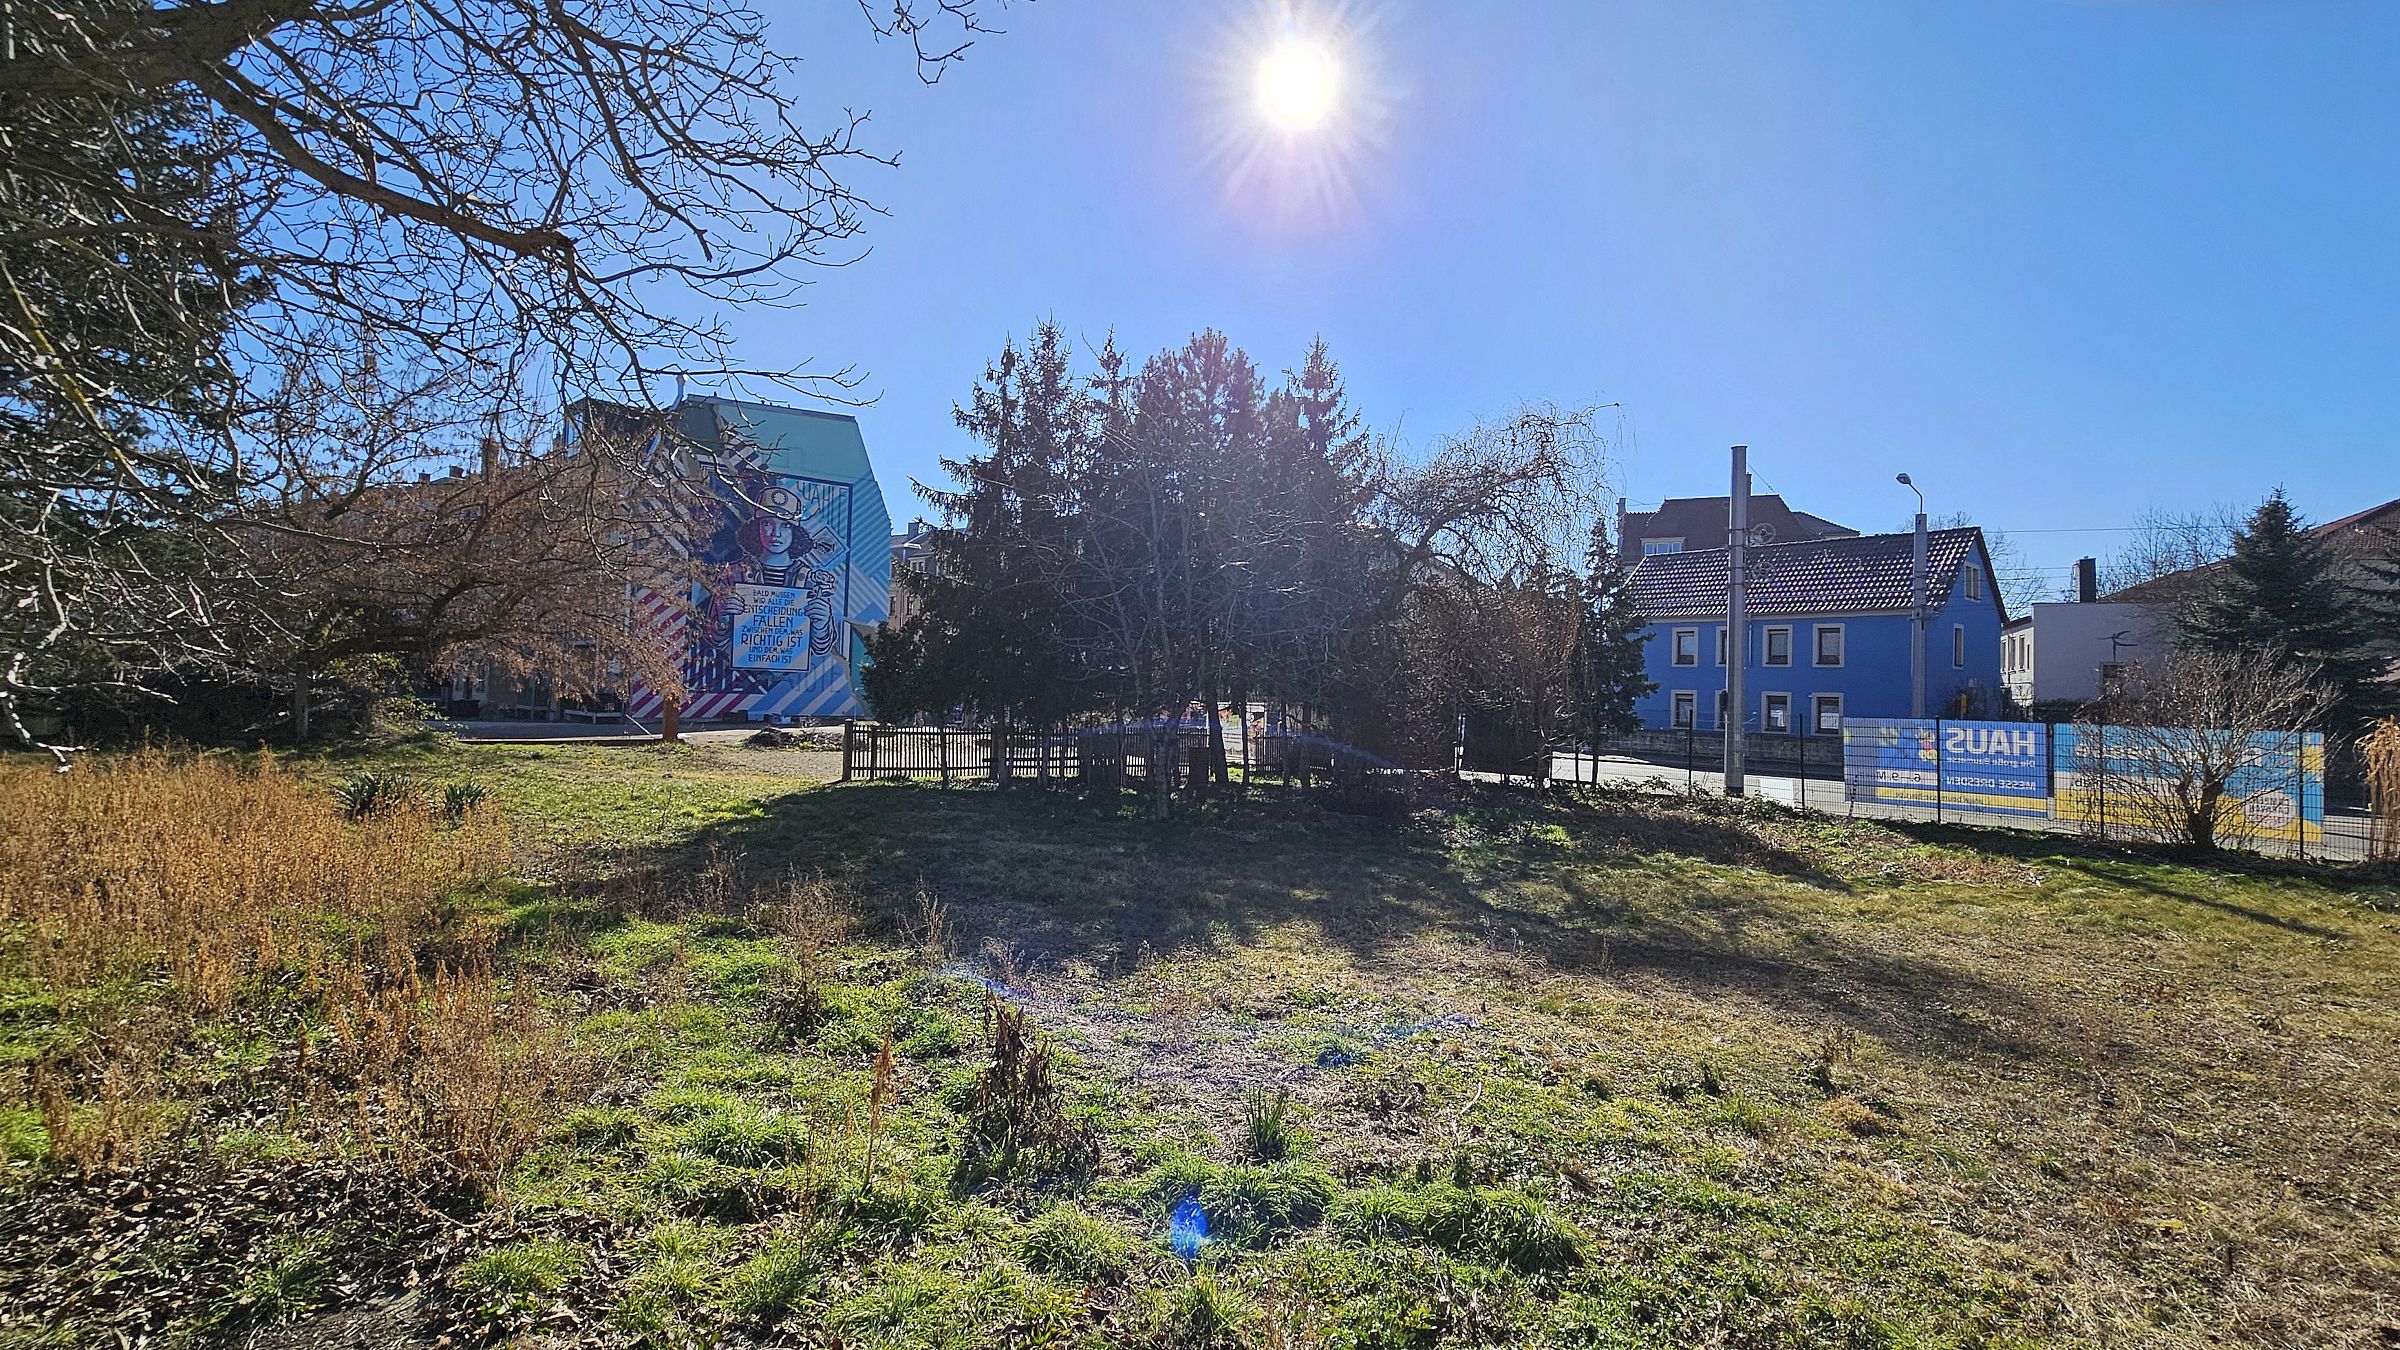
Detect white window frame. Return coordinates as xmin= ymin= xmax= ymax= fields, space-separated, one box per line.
xmin=1671 ymin=690 xmax=1696 ymax=728
xmin=1642 ymin=537 xmax=1685 ymax=556
xmin=1763 ymin=625 xmax=1793 ymax=667
xmin=1813 ymin=623 xmax=1845 ymax=667
xmin=1762 ymin=691 xmax=1793 ymax=735
xmin=1672 ymin=627 xmax=1699 ymax=666
xmin=1812 ymin=693 xmax=1843 ymax=736
xmin=1965 ymin=564 xmax=1985 ymax=602
xmin=1953 ymin=624 xmax=1967 ymax=669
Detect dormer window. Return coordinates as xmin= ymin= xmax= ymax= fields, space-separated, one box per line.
xmin=1642 ymin=537 xmax=1684 ymax=556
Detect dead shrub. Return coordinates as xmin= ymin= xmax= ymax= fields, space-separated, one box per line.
xmin=906 ymin=885 xmax=956 ymax=967
xmin=953 ymin=998 xmax=1095 ymax=1188
xmin=320 ymin=928 xmax=597 ymax=1194
xmin=755 ymin=871 xmax=851 ymax=1047
xmin=27 ymin=1013 xmax=178 ymax=1171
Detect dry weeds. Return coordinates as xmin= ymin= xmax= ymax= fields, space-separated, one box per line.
xmin=0 ymin=752 xmax=583 ymax=1180
xmin=0 ymin=751 xmax=508 ymax=1007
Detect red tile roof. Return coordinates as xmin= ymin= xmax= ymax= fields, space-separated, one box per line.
xmin=1630 ymin=527 xmax=1988 ymax=619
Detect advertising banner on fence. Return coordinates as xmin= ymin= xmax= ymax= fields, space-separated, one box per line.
xmin=1842 ymin=719 xmax=2052 ymax=818
xmin=2051 ymin=725 xmax=2324 ymax=843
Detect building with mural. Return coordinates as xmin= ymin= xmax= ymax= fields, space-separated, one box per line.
xmin=568 ymin=394 xmax=892 ymax=724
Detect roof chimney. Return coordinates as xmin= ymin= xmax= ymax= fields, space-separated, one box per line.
xmin=2074 ymin=556 xmax=2097 ymax=603
xmin=479 ymin=436 xmax=500 ymax=478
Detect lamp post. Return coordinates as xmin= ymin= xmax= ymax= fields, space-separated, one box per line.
xmin=1897 ymin=473 xmax=1927 ymax=719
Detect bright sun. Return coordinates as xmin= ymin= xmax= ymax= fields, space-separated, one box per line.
xmin=1254 ymin=36 xmax=1340 ymax=132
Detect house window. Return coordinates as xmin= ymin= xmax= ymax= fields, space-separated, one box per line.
xmin=1716 ymin=627 xmax=1727 ymax=666
xmin=1763 ymin=626 xmax=1792 ymax=666
xmin=1671 ymin=691 xmax=1696 ymax=728
xmin=1965 ymin=564 xmax=1985 ymax=602
xmin=1762 ymin=692 xmax=1792 ymax=734
xmin=1672 ymin=628 xmax=1698 ymax=666
xmin=1814 ymin=624 xmax=1844 ymax=667
xmin=1643 ymin=537 xmax=1684 ymax=556
xmin=1812 ymin=694 xmax=1843 ymax=735
xmin=1953 ymin=624 xmax=1967 ymax=669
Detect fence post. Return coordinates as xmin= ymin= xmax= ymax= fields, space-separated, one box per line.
xmin=841 ymin=719 xmax=854 ymax=782
xmin=1933 ymin=718 xmax=1944 ymax=825
xmin=2096 ymin=720 xmax=2108 ymax=842
xmin=940 ymin=727 xmax=952 ymax=788
xmin=2295 ymin=736 xmax=2306 ymax=862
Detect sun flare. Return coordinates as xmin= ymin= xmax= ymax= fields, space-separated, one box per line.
xmin=1254 ymin=35 xmax=1340 ymax=132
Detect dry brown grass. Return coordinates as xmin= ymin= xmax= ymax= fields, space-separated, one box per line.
xmin=317 ymin=929 xmax=597 ymax=1194
xmin=2368 ymin=718 xmax=2400 ymax=861
xmin=0 ymin=752 xmax=580 ymax=1177
xmin=0 ymin=751 xmax=509 ymax=1007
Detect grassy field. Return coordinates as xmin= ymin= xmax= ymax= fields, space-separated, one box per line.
xmin=3 ymin=737 xmax=2396 ymax=1349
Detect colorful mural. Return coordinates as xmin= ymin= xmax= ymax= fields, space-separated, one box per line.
xmin=609 ymin=396 xmax=890 ymax=722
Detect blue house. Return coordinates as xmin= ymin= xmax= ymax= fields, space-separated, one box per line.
xmin=1627 ymin=526 xmax=2005 ymax=736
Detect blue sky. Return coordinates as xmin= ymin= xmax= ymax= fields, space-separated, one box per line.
xmin=732 ymin=2 xmax=2398 ymax=596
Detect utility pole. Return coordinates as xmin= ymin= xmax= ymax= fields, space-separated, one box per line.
xmin=1898 ymin=472 xmax=1927 ymax=719
xmin=1724 ymin=446 xmax=1749 ymax=797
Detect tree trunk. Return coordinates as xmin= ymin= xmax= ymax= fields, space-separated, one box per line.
xmin=2189 ymin=782 xmax=2221 ymax=850
xmin=291 ymin=679 xmax=310 ymax=743
xmin=662 ymin=697 xmax=682 ymax=743
xmin=1205 ymin=686 xmax=1230 ymax=795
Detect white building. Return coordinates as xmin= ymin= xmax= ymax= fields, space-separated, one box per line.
xmin=2001 ymin=563 xmax=2169 ymax=712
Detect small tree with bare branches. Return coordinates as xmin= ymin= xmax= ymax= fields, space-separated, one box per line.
xmin=2069 ymin=648 xmax=2335 ymax=851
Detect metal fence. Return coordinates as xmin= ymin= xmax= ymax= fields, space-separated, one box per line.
xmin=840 ymin=721 xmax=1444 ymax=804
xmin=841 ymin=724 xmax=1083 ymax=784
xmin=1555 ymin=721 xmax=2381 ymax=864
xmin=841 ymin=719 xmax=2390 ymax=866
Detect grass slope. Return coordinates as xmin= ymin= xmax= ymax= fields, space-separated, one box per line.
xmin=5 ymin=738 xmax=2397 ymax=1349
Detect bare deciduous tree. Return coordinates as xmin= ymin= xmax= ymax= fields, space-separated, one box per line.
xmin=3 ymin=0 xmax=991 ymax=758
xmin=2067 ymin=647 xmax=2335 ymax=851
xmin=2096 ymin=503 xmax=2247 ymax=600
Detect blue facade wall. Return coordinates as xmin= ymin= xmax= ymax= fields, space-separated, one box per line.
xmin=1631 ymin=580 xmax=2003 ymax=734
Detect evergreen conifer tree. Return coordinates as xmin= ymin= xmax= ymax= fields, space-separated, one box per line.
xmin=2183 ymin=491 xmax=2388 ymax=737
xmin=868 ymin=322 xmax=1088 ymax=727
xmin=1571 ymin=515 xmax=1654 ymax=747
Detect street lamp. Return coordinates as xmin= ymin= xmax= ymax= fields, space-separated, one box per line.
xmin=1896 ymin=474 xmax=1927 ymax=719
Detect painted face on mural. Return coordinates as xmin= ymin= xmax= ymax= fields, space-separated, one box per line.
xmin=755 ymin=514 xmax=797 ymax=564
xmin=743 ymin=484 xmax=812 ymax=579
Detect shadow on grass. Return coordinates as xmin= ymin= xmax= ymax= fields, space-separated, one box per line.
xmin=1868 ymin=815 xmax=2391 ymax=919
xmin=595 ymin=778 xmax=2054 ymax=1062
xmin=2050 ymin=859 xmax=2347 ymax=939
